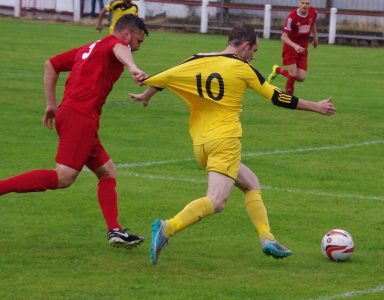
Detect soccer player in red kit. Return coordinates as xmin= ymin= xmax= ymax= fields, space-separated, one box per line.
xmin=0 ymin=14 xmax=148 ymax=249
xmin=267 ymin=0 xmax=318 ymax=95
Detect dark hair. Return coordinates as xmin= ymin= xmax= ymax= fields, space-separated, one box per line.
xmin=228 ymin=23 xmax=257 ymax=47
xmin=114 ymin=14 xmax=149 ymax=36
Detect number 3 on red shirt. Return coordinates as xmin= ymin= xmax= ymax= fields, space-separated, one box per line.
xmin=82 ymin=40 xmax=100 ymax=60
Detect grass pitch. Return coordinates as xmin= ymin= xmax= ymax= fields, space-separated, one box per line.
xmin=0 ymin=18 xmax=383 ymax=299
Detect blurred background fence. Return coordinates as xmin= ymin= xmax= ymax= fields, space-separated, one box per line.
xmin=0 ymin=0 xmax=383 ymax=45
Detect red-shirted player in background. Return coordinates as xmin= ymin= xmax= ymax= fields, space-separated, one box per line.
xmin=267 ymin=0 xmax=318 ymax=95
xmin=0 ymin=14 xmax=148 ymax=249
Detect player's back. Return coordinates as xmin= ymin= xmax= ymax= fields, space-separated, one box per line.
xmin=146 ymin=54 xmax=261 ymax=144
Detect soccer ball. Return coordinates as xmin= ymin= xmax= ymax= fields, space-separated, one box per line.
xmin=321 ymin=229 xmax=354 ymax=261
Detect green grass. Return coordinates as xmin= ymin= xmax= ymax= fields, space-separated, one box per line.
xmin=0 ymin=17 xmax=383 ymax=299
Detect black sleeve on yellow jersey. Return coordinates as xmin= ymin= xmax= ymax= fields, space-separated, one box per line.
xmin=143 ymin=73 xmax=164 ymax=91
xmin=271 ymin=88 xmax=299 ymax=109
xmin=249 ymin=65 xmax=297 ymax=108
xmin=250 ymin=65 xmax=266 ymax=85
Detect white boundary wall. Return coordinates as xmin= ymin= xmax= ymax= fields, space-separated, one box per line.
xmin=2 ymin=0 xmax=383 ymax=44
xmin=2 ymin=0 xmax=218 ymax=18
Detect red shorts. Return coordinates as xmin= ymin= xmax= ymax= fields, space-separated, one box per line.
xmin=55 ymin=106 xmax=110 ymax=172
xmin=282 ymin=46 xmax=308 ymax=71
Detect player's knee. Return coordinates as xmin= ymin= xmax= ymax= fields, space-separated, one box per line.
xmin=212 ymin=197 xmax=228 ymax=212
xmin=295 ymin=71 xmax=306 ymax=82
xmin=296 ymin=76 xmax=305 ymax=82
xmin=57 ymin=172 xmax=77 ymax=188
xmin=105 ymin=163 xmax=117 ymax=177
xmin=94 ymin=160 xmax=116 ymax=179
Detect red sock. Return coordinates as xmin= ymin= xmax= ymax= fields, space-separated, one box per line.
xmin=286 ymin=76 xmax=296 ymax=95
xmin=98 ymin=177 xmax=121 ymax=230
xmin=0 ymin=170 xmax=58 ymax=195
xmin=277 ymin=67 xmax=289 ymax=78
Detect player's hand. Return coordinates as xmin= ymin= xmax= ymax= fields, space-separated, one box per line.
xmin=294 ymin=44 xmax=305 ymax=54
xmin=312 ymin=37 xmax=319 ymax=48
xmin=130 ymin=69 xmax=148 ymax=86
xmin=317 ymin=97 xmax=336 ymax=116
xmin=129 ymin=93 xmax=150 ymax=107
xmin=42 ymin=105 xmax=57 ymax=130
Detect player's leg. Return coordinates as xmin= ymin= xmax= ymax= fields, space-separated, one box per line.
xmin=286 ymin=63 xmax=298 ymax=95
xmin=58 ymin=106 xmax=143 ymax=248
xmin=151 ymin=171 xmax=234 ymax=265
xmin=295 ymin=54 xmax=308 ymax=82
xmin=0 ymin=107 xmax=85 ymax=196
xmin=235 ymin=163 xmax=274 ymax=241
xmin=55 ymin=164 xmax=79 ymax=188
xmin=269 ymin=46 xmax=296 ymax=83
xmin=267 ymin=65 xmax=290 ymax=83
xmin=0 ymin=169 xmax=59 ymax=195
xmin=150 ymin=138 xmax=239 ymax=265
xmin=91 ymin=0 xmax=96 ymax=17
xmin=54 ymin=106 xmax=97 ymax=187
xmin=164 ymin=171 xmax=233 ymax=236
xmin=0 ymin=156 xmax=80 ymax=196
xmin=92 ymin=158 xmax=119 ymax=230
xmin=164 ymin=138 xmax=239 ymax=235
xmin=282 ymin=49 xmax=299 ymax=95
xmin=235 ymin=163 xmax=291 ymax=259
xmin=295 ymin=68 xmax=307 ymax=82
xmin=88 ymin=143 xmax=144 ymax=249
xmin=98 ymin=0 xmax=104 ymax=11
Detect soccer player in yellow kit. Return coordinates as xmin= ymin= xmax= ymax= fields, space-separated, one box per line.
xmin=130 ymin=23 xmax=336 ymax=265
xmin=96 ymin=0 xmax=139 ymax=33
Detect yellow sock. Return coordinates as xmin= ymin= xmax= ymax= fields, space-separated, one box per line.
xmin=164 ymin=197 xmax=215 ymax=237
xmin=245 ymin=190 xmax=275 ymax=242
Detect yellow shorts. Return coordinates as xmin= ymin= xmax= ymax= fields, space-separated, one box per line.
xmin=193 ymin=137 xmax=241 ymax=180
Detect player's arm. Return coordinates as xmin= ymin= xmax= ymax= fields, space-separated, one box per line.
xmin=132 ymin=4 xmax=139 ymax=16
xmin=43 ymin=60 xmax=59 ymax=130
xmin=263 ymin=83 xmax=335 ymax=115
xmin=281 ymin=32 xmax=305 ymax=54
xmin=130 ymin=65 xmax=178 ymax=106
xmin=311 ymin=21 xmax=318 ymax=48
xmin=129 ymin=69 xmax=170 ymax=106
xmin=96 ymin=7 xmax=108 ymax=32
xmin=42 ymin=47 xmax=78 ymax=129
xmin=113 ymin=43 xmax=147 ymax=84
xmin=296 ymin=97 xmax=335 ymax=115
xmin=250 ymin=71 xmax=335 ymax=116
xmin=129 ymin=86 xmax=159 ymax=107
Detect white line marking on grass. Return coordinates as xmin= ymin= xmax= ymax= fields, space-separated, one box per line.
xmin=120 ymin=171 xmax=384 ymax=202
xmin=261 ymin=186 xmax=384 ymax=202
xmin=242 ymin=140 xmax=384 ymax=158
xmin=311 ymin=284 xmax=384 ymax=300
xmin=121 ymin=171 xmax=205 ymax=184
xmin=117 ymin=158 xmax=194 ymax=168
xmin=116 ymin=140 xmax=384 ymax=169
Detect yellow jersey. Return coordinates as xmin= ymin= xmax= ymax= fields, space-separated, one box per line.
xmin=144 ymin=54 xmax=298 ymax=145
xmin=105 ymin=1 xmax=139 ymax=33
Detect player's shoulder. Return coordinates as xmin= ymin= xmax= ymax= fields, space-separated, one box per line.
xmin=99 ymin=35 xmax=128 ymax=49
xmin=288 ymin=8 xmax=299 ymax=18
xmin=193 ymin=54 xmax=252 ymax=67
xmin=309 ymin=6 xmax=318 ymax=16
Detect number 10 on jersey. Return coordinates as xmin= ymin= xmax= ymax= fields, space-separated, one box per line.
xmin=195 ymin=72 xmax=224 ymax=101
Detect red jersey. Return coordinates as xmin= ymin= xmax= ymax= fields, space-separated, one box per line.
xmin=50 ymin=35 xmax=128 ymax=121
xmin=282 ymin=6 xmax=317 ymax=48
